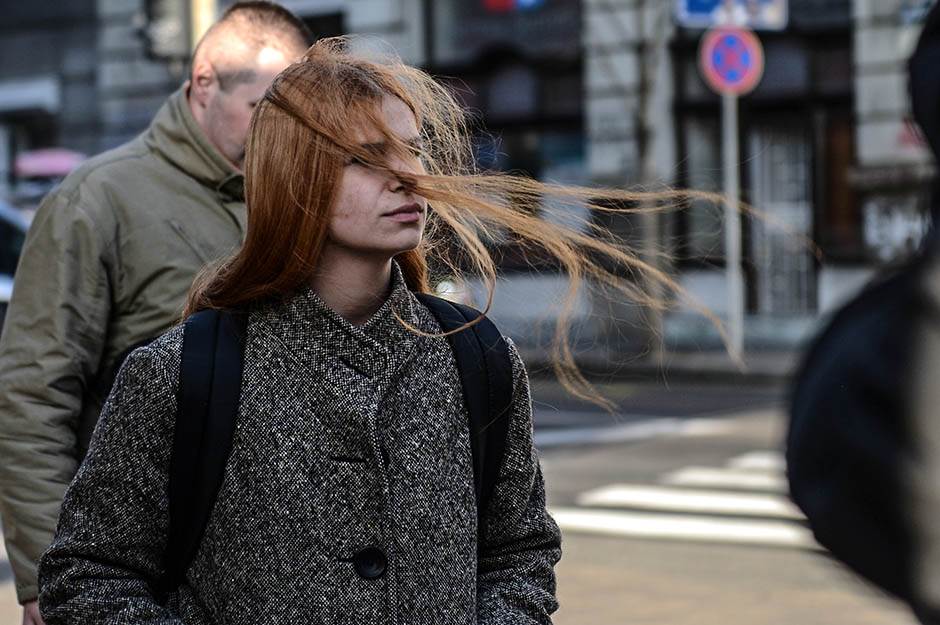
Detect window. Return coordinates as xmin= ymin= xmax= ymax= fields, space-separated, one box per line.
xmin=818 ymin=113 xmax=860 ymax=257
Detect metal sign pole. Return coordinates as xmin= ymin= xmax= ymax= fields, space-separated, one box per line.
xmin=698 ymin=24 xmax=763 ymax=358
xmin=722 ymin=90 xmax=744 ymax=356
xmin=700 ymin=25 xmax=763 ymax=359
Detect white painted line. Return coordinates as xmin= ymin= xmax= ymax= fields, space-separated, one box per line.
xmin=550 ymin=507 xmax=815 ymax=549
xmin=662 ymin=466 xmax=789 ymax=493
xmin=576 ymin=484 xmax=804 ymax=519
xmin=678 ymin=417 xmax=750 ymax=437
xmin=535 ymin=417 xmax=683 ymax=448
xmin=534 ymin=411 xmax=776 ymax=449
xmin=728 ymin=450 xmax=787 ymax=473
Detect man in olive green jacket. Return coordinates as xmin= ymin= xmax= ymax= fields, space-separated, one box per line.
xmin=0 ymin=3 xmax=310 ymax=623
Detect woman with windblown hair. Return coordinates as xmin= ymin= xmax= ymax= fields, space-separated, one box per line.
xmin=36 ymin=39 xmax=693 ymax=625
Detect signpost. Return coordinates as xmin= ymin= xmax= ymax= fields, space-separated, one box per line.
xmin=698 ymin=26 xmax=765 ymax=357
xmin=674 ymin=2 xmax=779 ymax=356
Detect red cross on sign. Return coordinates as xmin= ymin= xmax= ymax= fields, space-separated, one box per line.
xmin=699 ymin=27 xmax=765 ymax=96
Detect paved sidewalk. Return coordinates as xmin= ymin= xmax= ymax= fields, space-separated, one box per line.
xmin=553 ymin=532 xmax=915 ymax=625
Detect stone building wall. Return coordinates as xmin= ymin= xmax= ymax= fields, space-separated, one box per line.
xmin=852 ymin=0 xmax=934 ymax=261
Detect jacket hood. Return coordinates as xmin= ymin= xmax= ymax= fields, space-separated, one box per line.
xmin=143 ymin=85 xmax=244 ymax=202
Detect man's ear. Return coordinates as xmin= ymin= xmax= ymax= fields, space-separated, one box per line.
xmin=190 ymin=59 xmax=215 ymax=108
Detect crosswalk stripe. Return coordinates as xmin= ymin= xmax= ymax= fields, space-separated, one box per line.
xmin=550 ymin=506 xmax=816 ymax=549
xmin=534 ymin=417 xmax=683 ymax=448
xmin=727 ymin=451 xmax=786 ymax=472
xmin=662 ymin=466 xmax=789 ymax=493
xmin=576 ymin=483 xmax=804 ymax=519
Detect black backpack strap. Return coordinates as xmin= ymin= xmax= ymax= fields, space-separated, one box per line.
xmin=163 ymin=308 xmax=248 ymax=591
xmin=414 ymin=293 xmax=513 ymax=527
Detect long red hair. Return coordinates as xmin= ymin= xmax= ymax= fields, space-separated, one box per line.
xmin=186 ymin=40 xmax=432 ymax=315
xmin=186 ymin=38 xmax=735 ymax=407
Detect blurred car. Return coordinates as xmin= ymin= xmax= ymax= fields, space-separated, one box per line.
xmin=0 ymin=199 xmax=29 ymax=335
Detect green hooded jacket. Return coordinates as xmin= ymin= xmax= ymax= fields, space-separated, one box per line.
xmin=0 ymin=86 xmax=246 ymax=603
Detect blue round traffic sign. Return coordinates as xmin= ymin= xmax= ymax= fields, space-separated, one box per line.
xmin=699 ymin=27 xmax=765 ymax=95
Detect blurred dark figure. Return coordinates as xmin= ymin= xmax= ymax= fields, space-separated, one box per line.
xmin=788 ymin=4 xmax=940 ymax=622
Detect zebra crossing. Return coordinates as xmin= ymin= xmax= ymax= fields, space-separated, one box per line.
xmin=549 ymin=450 xmax=818 ymax=549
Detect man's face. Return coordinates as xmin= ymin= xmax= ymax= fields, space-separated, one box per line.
xmin=203 ymin=48 xmax=292 ymax=170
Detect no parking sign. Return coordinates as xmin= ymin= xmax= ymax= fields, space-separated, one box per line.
xmin=695 ymin=26 xmax=765 ymax=355
xmin=698 ymin=27 xmax=765 ymax=95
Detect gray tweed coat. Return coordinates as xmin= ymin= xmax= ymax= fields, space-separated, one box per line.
xmin=36 ymin=266 xmax=562 ymax=625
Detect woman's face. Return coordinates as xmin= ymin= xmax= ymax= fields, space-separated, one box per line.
xmin=328 ymin=95 xmax=428 ymax=259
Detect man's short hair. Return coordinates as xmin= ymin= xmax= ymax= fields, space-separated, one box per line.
xmin=194 ymin=1 xmax=314 ymax=91
xmin=219 ymin=1 xmax=314 ymax=52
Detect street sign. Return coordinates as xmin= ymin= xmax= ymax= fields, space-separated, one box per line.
xmin=697 ymin=25 xmax=766 ymax=356
xmin=698 ymin=27 xmax=765 ymax=96
xmin=676 ymin=0 xmax=788 ymax=31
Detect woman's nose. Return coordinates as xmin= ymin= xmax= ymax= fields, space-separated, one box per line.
xmin=390 ymin=171 xmax=418 ymax=194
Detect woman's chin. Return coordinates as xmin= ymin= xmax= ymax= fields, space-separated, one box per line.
xmin=385 ymin=234 xmax=424 ymax=255
xmin=346 ymin=238 xmax=423 ymax=261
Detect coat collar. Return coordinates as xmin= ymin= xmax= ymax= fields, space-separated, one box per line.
xmin=253 ymin=262 xmax=422 ymax=384
xmin=143 ymin=85 xmax=245 ymax=202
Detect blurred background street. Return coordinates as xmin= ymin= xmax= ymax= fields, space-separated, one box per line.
xmin=1 ymin=0 xmax=935 ymax=358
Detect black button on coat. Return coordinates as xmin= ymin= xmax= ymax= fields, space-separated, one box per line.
xmin=353 ymin=547 xmax=388 ymax=580
xmin=37 ymin=264 xmax=562 ymax=625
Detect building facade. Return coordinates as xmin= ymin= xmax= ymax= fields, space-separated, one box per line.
xmin=584 ymin=0 xmax=935 ymax=350
xmin=853 ymin=0 xmax=934 ymax=262
xmin=0 ymin=0 xmax=935 ymax=355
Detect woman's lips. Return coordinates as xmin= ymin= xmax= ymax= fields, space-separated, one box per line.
xmin=384 ymin=204 xmax=423 ymax=223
